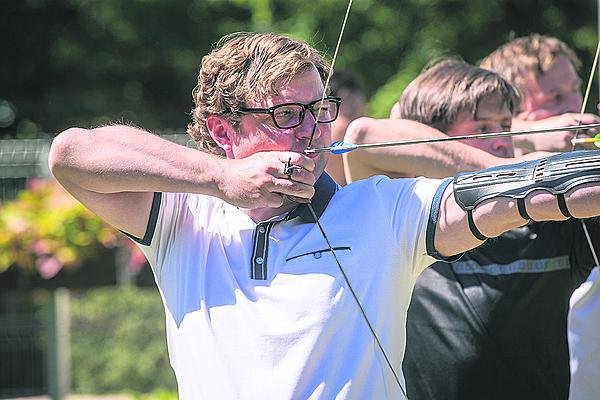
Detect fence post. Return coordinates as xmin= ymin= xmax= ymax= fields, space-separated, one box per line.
xmin=116 ymin=246 xmax=135 ymax=286
xmin=46 ymin=288 xmax=71 ymax=400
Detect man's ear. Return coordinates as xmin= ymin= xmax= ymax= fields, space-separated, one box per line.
xmin=206 ymin=115 xmax=236 ymax=158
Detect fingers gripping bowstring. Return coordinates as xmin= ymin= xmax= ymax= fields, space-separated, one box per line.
xmin=573 ymin=38 xmax=600 ymax=267
xmin=304 ymin=0 xmax=409 ymax=397
xmin=283 ymin=157 xmax=301 ymax=177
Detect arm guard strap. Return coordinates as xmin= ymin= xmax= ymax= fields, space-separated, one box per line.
xmin=453 ymin=150 xmax=600 ymax=237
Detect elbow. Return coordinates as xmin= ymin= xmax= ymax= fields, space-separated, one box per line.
xmin=48 ymin=127 xmax=86 ymax=179
xmin=344 ymin=117 xmax=373 ymax=144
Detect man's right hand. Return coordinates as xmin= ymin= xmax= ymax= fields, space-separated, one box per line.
xmin=215 ymin=151 xmax=317 ymax=209
xmin=512 ymin=112 xmax=600 ymax=154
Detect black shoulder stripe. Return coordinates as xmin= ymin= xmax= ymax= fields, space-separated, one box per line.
xmin=121 ymin=192 xmax=162 ymax=246
xmin=426 ymin=178 xmax=463 ymax=262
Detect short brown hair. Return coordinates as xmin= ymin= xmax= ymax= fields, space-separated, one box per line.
xmin=480 ymin=34 xmax=581 ymax=98
xmin=188 ymin=32 xmax=330 ymax=156
xmin=396 ymin=58 xmax=520 ymax=133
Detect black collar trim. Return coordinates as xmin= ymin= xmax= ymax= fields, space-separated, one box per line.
xmin=286 ymin=173 xmax=338 ymax=222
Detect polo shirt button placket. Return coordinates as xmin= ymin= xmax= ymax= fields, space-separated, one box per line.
xmin=251 ymin=221 xmax=275 ymax=280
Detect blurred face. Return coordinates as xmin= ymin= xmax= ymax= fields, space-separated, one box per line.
xmin=233 ymin=66 xmax=331 ymax=178
xmin=446 ymin=94 xmax=514 ymax=158
xmin=517 ymin=55 xmax=583 ymax=120
xmin=331 ymin=88 xmax=366 ymax=142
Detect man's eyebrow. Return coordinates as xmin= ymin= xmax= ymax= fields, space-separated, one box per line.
xmin=473 ymin=106 xmax=512 ymax=121
xmin=473 ymin=116 xmax=504 ymax=122
xmin=271 ymin=96 xmax=327 ymax=106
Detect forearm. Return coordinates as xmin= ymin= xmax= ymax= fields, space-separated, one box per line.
xmin=378 ymin=141 xmax=499 ymax=178
xmin=49 ymin=125 xmax=222 ymax=195
xmin=345 ymin=117 xmax=506 ymax=178
xmin=475 ymin=184 xmax=600 ymax=236
xmin=436 ymin=150 xmax=600 ymax=256
xmin=435 ymin=183 xmax=600 ymax=257
xmin=510 ymin=118 xmax=538 ymax=153
xmin=511 ymin=135 xmax=537 ymax=155
xmin=511 ymin=113 xmax=600 ymax=153
xmin=363 ymin=141 xmax=499 ymax=178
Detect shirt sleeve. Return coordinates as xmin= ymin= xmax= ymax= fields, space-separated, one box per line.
xmin=122 ymin=192 xmax=162 ymax=246
xmin=369 ymin=176 xmax=455 ymax=277
xmin=425 ymin=178 xmax=463 ymax=263
xmin=131 ymin=191 xmax=190 ymax=278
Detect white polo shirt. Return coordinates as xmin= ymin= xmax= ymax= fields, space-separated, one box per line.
xmin=569 ymin=266 xmax=600 ymax=400
xmin=135 ymin=174 xmax=450 ymax=399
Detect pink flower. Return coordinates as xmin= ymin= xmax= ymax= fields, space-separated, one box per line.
xmin=31 ymin=239 xmax=51 ymax=254
xmin=36 ymin=255 xmax=62 ymax=279
xmin=129 ymin=247 xmax=148 ymax=270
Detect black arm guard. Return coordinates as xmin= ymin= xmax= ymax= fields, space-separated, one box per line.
xmin=453 ymin=150 xmax=600 ymax=239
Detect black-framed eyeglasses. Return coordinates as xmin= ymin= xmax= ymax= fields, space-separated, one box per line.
xmin=236 ymin=96 xmax=342 ymax=129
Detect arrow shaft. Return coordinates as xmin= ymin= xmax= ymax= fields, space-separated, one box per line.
xmin=572 ymin=137 xmax=599 ymax=144
xmin=304 ymin=123 xmax=600 ymax=154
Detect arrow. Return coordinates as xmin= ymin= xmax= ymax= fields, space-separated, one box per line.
xmin=304 ymin=122 xmax=600 ymax=155
xmin=571 ymin=132 xmax=600 ymax=148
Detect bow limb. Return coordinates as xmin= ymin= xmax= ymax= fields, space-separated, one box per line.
xmin=306 ymin=0 xmax=353 ymax=149
xmin=572 ymin=37 xmax=600 ymax=266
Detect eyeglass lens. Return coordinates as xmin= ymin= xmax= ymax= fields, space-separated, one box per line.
xmin=273 ymin=99 xmax=338 ymax=128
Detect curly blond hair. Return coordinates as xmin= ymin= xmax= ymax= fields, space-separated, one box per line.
xmin=188 ymin=32 xmax=330 ymax=156
xmin=480 ymin=34 xmax=581 ymax=101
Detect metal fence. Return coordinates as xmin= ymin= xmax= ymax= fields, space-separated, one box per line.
xmin=0 ymin=138 xmax=51 ymax=397
xmin=0 ymin=133 xmax=191 ymax=202
xmin=0 ymin=133 xmax=190 ymax=398
xmin=0 ymin=138 xmax=50 ymax=201
xmin=0 ymin=292 xmax=46 ymax=398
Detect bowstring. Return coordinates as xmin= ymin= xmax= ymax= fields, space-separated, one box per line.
xmin=305 ymin=202 xmax=407 ymax=396
xmin=573 ymin=38 xmax=600 ymax=267
xmin=304 ymin=0 xmax=409 ymax=397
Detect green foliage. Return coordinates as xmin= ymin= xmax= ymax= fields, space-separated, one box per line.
xmin=134 ymin=389 xmax=178 ymax=400
xmin=70 ymin=287 xmax=176 ymax=394
xmin=0 ymin=180 xmax=120 ymax=277
xmin=2 ymin=0 xmax=598 ymax=137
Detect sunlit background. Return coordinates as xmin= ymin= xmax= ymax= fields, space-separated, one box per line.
xmin=1 ymin=1 xmax=598 ymax=399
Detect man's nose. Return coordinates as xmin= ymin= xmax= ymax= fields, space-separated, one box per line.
xmin=491 ymin=138 xmax=512 ymax=157
xmin=294 ymin=111 xmax=320 ymax=140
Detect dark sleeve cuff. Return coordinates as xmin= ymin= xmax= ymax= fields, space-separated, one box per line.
xmin=121 ymin=192 xmax=162 ymax=246
xmin=426 ymin=178 xmax=463 ymax=262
